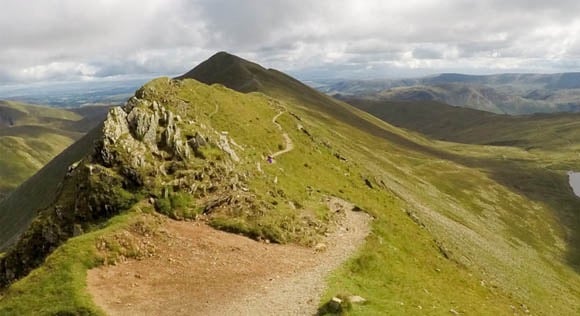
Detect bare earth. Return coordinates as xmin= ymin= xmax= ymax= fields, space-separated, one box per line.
xmin=87 ymin=198 xmax=371 ymax=316
xmin=270 ymin=109 xmax=295 ymax=159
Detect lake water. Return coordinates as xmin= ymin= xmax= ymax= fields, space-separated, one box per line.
xmin=568 ymin=172 xmax=580 ymax=197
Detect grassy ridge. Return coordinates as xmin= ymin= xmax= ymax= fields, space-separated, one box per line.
xmin=0 ymin=205 xmax=162 ymax=315
xmin=181 ymin=53 xmax=580 ymax=314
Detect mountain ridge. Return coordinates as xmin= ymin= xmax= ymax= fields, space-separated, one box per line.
xmin=0 ymin=52 xmax=579 ymax=314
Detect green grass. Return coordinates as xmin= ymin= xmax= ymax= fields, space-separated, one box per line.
xmin=154 ymin=190 xmax=201 ymax=219
xmin=0 ymin=204 xmax=161 ymax=315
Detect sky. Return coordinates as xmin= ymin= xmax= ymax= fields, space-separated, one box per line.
xmin=1 ymin=0 xmax=580 ymax=84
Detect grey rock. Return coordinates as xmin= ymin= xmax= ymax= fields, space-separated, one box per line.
xmin=217 ymin=134 xmax=239 ymax=162
xmin=103 ymin=107 xmax=129 ymax=142
xmin=195 ymin=132 xmax=207 ymax=146
xmin=162 ymin=120 xmax=190 ymax=160
xmin=348 ymin=295 xmax=367 ymax=304
xmin=99 ymin=107 xmax=130 ymax=165
xmin=127 ymin=107 xmax=159 ymax=146
xmin=187 ymin=132 xmax=207 ymax=153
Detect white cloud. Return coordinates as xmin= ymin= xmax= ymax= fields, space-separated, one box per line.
xmin=1 ymin=0 xmax=580 ymax=83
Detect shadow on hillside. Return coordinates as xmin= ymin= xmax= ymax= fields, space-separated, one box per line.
xmin=457 ymin=157 xmax=580 ymax=273
xmin=352 ymin=118 xmax=580 ymax=272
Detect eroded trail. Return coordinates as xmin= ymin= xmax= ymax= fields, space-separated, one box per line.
xmin=270 ymin=109 xmax=294 ymax=158
xmin=87 ymin=198 xmax=371 ymax=316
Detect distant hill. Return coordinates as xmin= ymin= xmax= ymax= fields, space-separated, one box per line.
xmin=0 ymin=101 xmax=108 ymax=199
xmin=341 ymin=96 xmax=580 ymax=151
xmin=317 ymin=72 xmax=580 ymax=114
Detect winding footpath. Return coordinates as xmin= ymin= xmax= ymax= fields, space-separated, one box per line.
xmin=270 ymin=109 xmax=295 ymax=158
xmin=208 ymin=102 xmax=219 ymax=118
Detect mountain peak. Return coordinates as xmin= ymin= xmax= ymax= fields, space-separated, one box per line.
xmin=177 ymin=52 xmax=266 ymax=92
xmin=200 ymin=51 xmax=253 ymax=68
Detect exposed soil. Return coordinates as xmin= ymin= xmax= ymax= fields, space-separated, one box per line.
xmin=272 ymin=133 xmax=294 ymax=158
xmin=87 ymin=197 xmax=371 ymax=316
xmin=270 ymin=109 xmax=295 ymax=159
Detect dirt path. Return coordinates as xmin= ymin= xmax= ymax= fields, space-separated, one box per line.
xmin=208 ymin=102 xmax=219 ymax=118
xmin=272 ymin=133 xmax=294 ymax=158
xmin=272 ymin=111 xmax=284 ymax=130
xmin=87 ymin=198 xmax=371 ymax=316
xmin=270 ymin=109 xmax=295 ymax=158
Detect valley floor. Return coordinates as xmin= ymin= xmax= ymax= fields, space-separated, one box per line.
xmin=87 ymin=198 xmax=371 ymax=316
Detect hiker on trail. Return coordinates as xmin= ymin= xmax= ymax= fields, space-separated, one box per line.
xmin=267 ymin=156 xmax=273 ymax=163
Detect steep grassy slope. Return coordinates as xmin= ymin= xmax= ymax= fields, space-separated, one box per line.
xmin=0 ymin=126 xmax=103 ymax=251
xmin=0 ymin=101 xmax=108 ymax=198
xmin=0 ymin=53 xmax=579 ymax=315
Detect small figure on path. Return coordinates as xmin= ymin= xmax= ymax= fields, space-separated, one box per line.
xmin=267 ymin=156 xmax=273 ymax=163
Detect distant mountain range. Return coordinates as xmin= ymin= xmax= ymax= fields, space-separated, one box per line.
xmin=316 ymin=72 xmax=580 ymax=114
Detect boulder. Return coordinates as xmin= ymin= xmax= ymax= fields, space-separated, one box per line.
xmin=103 ymin=107 xmax=129 ymax=143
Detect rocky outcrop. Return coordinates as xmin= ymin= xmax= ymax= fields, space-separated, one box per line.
xmin=99 ymin=107 xmax=130 ymax=166
xmin=217 ymin=132 xmax=240 ymax=162
xmin=0 ymin=80 xmax=246 ymax=288
xmin=127 ymin=106 xmax=159 ymax=146
xmin=96 ymin=94 xmax=196 ymax=170
xmin=160 ymin=109 xmax=190 ymax=160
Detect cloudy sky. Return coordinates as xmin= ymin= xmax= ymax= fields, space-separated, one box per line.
xmin=1 ymin=0 xmax=580 ymax=83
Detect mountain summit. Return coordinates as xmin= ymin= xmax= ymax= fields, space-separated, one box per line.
xmin=178 ymin=51 xmax=268 ymax=92
xmin=178 ymin=51 xmax=314 ymax=96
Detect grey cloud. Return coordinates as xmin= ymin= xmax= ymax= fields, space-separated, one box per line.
xmin=412 ymin=48 xmax=444 ymax=60
xmin=1 ymin=0 xmax=580 ymax=84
